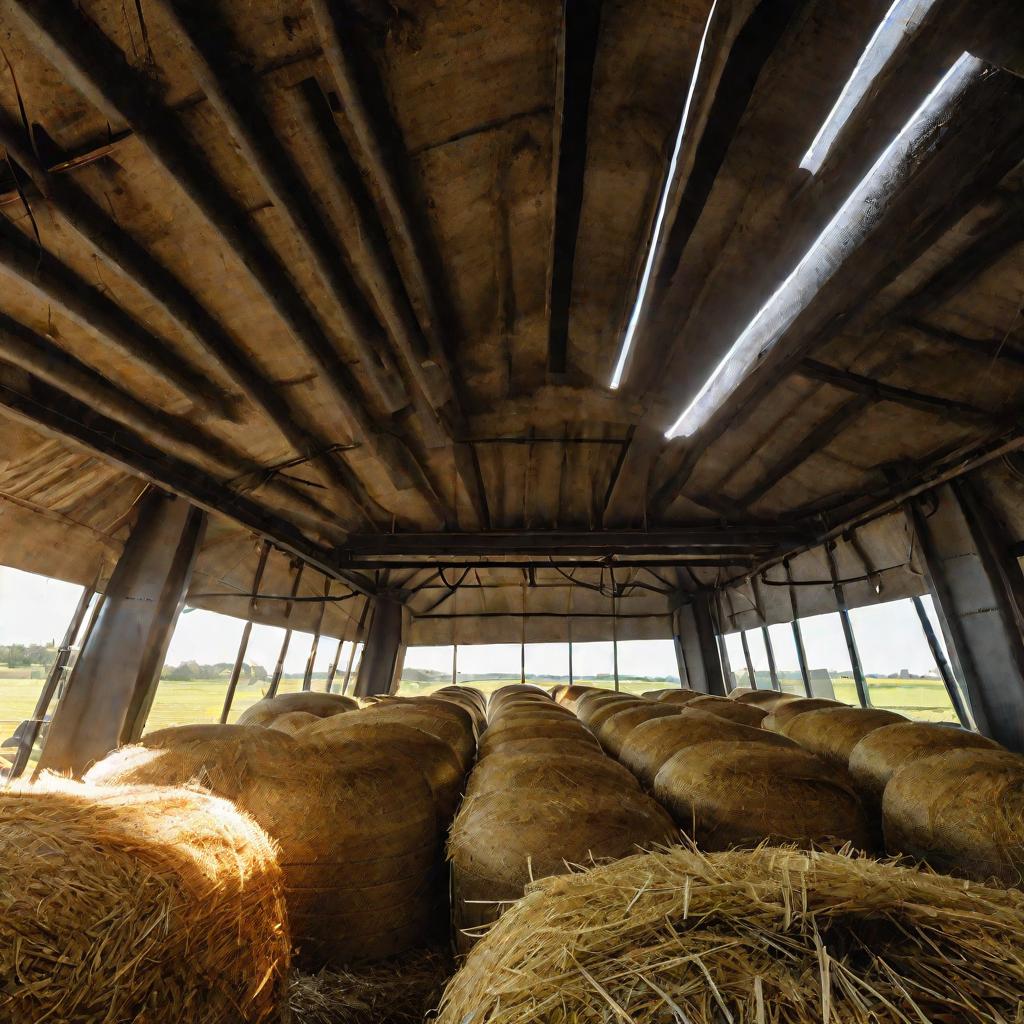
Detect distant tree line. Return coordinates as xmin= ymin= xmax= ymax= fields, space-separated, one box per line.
xmin=160 ymin=660 xmax=269 ymax=682
xmin=1 ymin=644 xmax=57 ymax=669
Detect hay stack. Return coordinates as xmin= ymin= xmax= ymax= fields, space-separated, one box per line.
xmin=617 ymin=709 xmax=798 ymax=788
xmin=1 ymin=777 xmax=289 ymax=1023
xmin=301 ymin=716 xmax=466 ymax=823
xmin=437 ymin=844 xmax=1024 ymax=1024
xmin=884 ymin=747 xmax=1024 ymax=884
xmin=596 ymin=702 xmax=682 ymax=757
xmin=449 ymin=780 xmax=676 ymax=950
xmin=85 ymin=726 xmax=439 ymax=967
xmin=429 ymin=688 xmax=487 ymax=732
xmin=466 ymin=752 xmax=639 ymax=799
xmin=267 ymin=710 xmax=319 ymax=735
xmin=849 ymin=721 xmax=1001 ymax=809
xmin=478 ymin=718 xmax=597 ymax=759
xmin=653 ymin=688 xmax=705 ymax=705
xmin=785 ymin=706 xmax=907 ymax=767
xmin=237 ymin=690 xmax=358 ymax=727
xmin=762 ymin=695 xmax=844 ymax=733
xmin=730 ymin=689 xmax=801 ymax=711
xmin=654 ymin=741 xmax=872 ymax=851
xmin=685 ymin=695 xmax=768 ymax=727
xmin=578 ymin=696 xmax=646 ymax=732
xmin=353 ymin=700 xmax=476 ymax=769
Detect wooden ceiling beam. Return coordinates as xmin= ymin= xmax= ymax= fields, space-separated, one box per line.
xmin=4 ymin=0 xmax=444 ymax=518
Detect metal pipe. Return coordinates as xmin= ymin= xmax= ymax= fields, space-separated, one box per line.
xmin=913 ymin=594 xmax=972 ymax=727
xmin=762 ymin=625 xmax=781 ymax=692
xmin=268 ymin=561 xmax=305 ymax=697
xmin=826 ymin=543 xmax=870 ymax=707
xmin=220 ymin=541 xmax=271 ymax=723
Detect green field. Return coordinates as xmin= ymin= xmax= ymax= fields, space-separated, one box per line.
xmin=1 ymin=670 xmax=963 ymax=773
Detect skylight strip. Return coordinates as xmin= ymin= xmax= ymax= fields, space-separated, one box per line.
xmin=665 ymin=51 xmax=983 ymax=440
xmin=608 ymin=0 xmax=720 ymax=391
xmin=800 ymin=0 xmax=938 ymax=174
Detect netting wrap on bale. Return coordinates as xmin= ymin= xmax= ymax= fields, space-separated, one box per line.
xmin=237 ymin=691 xmax=358 ymax=727
xmin=0 ymin=777 xmax=290 ymax=1024
xmin=436 ymin=844 xmax=1024 ymax=1024
xmin=85 ymin=725 xmax=440 ymax=968
xmin=784 ymin=707 xmax=908 ymax=766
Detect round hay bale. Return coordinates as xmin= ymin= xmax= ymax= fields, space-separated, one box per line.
xmin=1 ymin=776 xmax=289 ymax=1023
xmin=883 ymin=747 xmax=1024 ymax=883
xmin=466 ymin=753 xmax=639 ymax=800
xmin=236 ymin=691 xmax=358 ymax=727
xmin=730 ymin=689 xmax=801 ymax=711
xmin=785 ymin=706 xmax=908 ymax=767
xmin=577 ymin=695 xmax=644 ymax=731
xmin=487 ymin=684 xmax=546 ymax=711
xmin=549 ymin=683 xmax=568 ymax=700
xmin=428 ymin=691 xmax=487 ymax=733
xmin=393 ymin=696 xmax=478 ymax=738
xmin=266 ymin=710 xmax=319 ymax=735
xmin=437 ymin=844 xmax=1024 ymax=1024
xmin=488 ymin=700 xmax=576 ymax=723
xmin=653 ymin=689 xmax=706 ymax=705
xmin=301 ymin=716 xmax=466 ymax=823
xmin=555 ymin=684 xmax=602 ymax=709
xmin=449 ymin=783 xmax=677 ymax=951
xmin=686 ymin=697 xmax=768 ymax=728
xmin=357 ymin=702 xmax=476 ymax=769
xmin=726 ymin=686 xmax=757 ymax=698
xmin=653 ymin=741 xmax=871 ymax=852
xmin=762 ymin=696 xmax=845 ymax=733
xmin=596 ymin=703 xmax=683 ymax=757
xmin=478 ymin=720 xmax=596 ymax=760
xmin=85 ymin=727 xmax=439 ymax=968
xmin=849 ymin=721 xmax=1001 ymax=809
xmin=617 ymin=709 xmax=798 ymax=788
xmin=479 ymin=735 xmax=611 ymax=762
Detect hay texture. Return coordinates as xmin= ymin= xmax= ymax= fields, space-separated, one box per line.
xmin=884 ymin=747 xmax=1024 ymax=884
xmin=730 ymin=689 xmax=801 ymax=711
xmin=654 ymin=741 xmax=872 ymax=852
xmin=555 ymin=684 xmax=601 ymax=709
xmin=465 ymin=752 xmax=639 ymax=799
xmin=267 ymin=710 xmax=320 ymax=735
xmin=686 ymin=695 xmax=768 ymax=727
xmin=617 ymin=709 xmax=797 ymax=788
xmin=236 ymin=690 xmax=358 ymax=727
xmin=436 ymin=844 xmax=1024 ymax=1024
xmin=785 ymin=707 xmax=907 ymax=767
xmin=449 ymin=778 xmax=676 ymax=950
xmin=578 ymin=696 xmax=646 ymax=732
xmin=85 ymin=725 xmax=439 ymax=967
xmin=291 ymin=947 xmax=452 ymax=1024
xmin=848 ymin=721 xmax=1001 ymax=808
xmin=596 ymin=702 xmax=682 ymax=757
xmin=352 ymin=701 xmax=476 ymax=769
xmin=478 ymin=718 xmax=595 ymax=759
xmin=0 ymin=776 xmax=289 ymax=1024
xmin=477 ymin=735 xmax=611 ymax=762
xmin=763 ymin=696 xmax=845 ymax=733
xmin=653 ymin=688 xmax=706 ymax=705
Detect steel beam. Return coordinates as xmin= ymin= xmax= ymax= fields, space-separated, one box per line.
xmin=354 ymin=599 xmax=405 ymax=697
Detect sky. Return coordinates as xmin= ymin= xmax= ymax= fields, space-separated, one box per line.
xmin=0 ymin=564 xmax=945 ymax=679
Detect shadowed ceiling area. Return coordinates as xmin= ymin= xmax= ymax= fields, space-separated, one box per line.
xmin=0 ymin=0 xmax=1021 ymax=638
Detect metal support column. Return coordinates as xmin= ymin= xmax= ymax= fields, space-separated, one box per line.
xmin=220 ymin=541 xmax=271 ymax=723
xmin=739 ymin=630 xmax=756 ymax=690
xmin=324 ymin=636 xmax=345 ymax=692
xmin=303 ymin=577 xmax=331 ymax=690
xmin=268 ymin=560 xmax=305 ymax=697
xmin=762 ymin=625 xmax=781 ymax=691
xmin=826 ymin=542 xmax=870 ymax=708
xmin=682 ymin=592 xmax=727 ymax=695
xmin=912 ymin=595 xmax=971 ymax=727
xmin=39 ymin=491 xmax=205 ymax=776
xmin=354 ymin=598 xmax=405 ymax=697
xmin=785 ymin=561 xmax=812 ymax=696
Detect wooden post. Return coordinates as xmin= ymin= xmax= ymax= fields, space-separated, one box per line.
xmin=220 ymin=540 xmax=271 ymax=723
xmin=267 ymin=560 xmax=304 ymax=697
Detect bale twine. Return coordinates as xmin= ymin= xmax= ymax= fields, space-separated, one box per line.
xmin=762 ymin=696 xmax=845 ymax=733
xmin=237 ymin=691 xmax=358 ymax=727
xmin=85 ymin=726 xmax=440 ymax=967
xmin=785 ymin=706 xmax=907 ymax=767
xmin=653 ymin=741 xmax=871 ymax=852
xmin=730 ymin=689 xmax=801 ymax=711
xmin=449 ymin=782 xmax=676 ymax=951
xmin=480 ymin=735 xmax=612 ymax=762
xmin=596 ymin=703 xmax=682 ymax=758
xmin=465 ymin=753 xmax=639 ymax=801
xmin=883 ymin=747 xmax=1024 ymax=884
xmin=617 ymin=709 xmax=798 ymax=788
xmin=267 ymin=710 xmax=320 ymax=735
xmin=653 ymin=689 xmax=706 ymax=705
xmin=849 ymin=721 xmax=1001 ymax=810
xmin=578 ymin=696 xmax=645 ymax=731
xmin=355 ymin=702 xmax=476 ymax=769
xmin=301 ymin=716 xmax=466 ymax=824
xmin=685 ymin=696 xmax=768 ymax=727
xmin=1 ymin=777 xmax=289 ymax=1024
xmin=478 ymin=719 xmax=597 ymax=760
xmin=436 ymin=844 xmax=1024 ymax=1024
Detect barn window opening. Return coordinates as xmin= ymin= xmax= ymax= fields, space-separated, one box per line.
xmin=399 ymin=645 xmax=456 ymax=695
xmin=800 ymin=0 xmax=940 ymax=174
xmin=665 ymin=51 xmax=984 ymax=440
xmin=609 ymin=0 xmax=720 ymax=390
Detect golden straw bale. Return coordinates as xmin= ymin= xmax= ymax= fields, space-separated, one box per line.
xmin=549 ymin=684 xmax=568 ymax=700
xmin=237 ymin=691 xmax=358 ymax=726
xmin=763 ymin=696 xmax=845 ymax=733
xmin=301 ymin=717 xmax=466 ymax=823
xmin=727 ymin=686 xmax=757 ymax=697
xmin=481 ymin=736 xmax=611 ymax=762
xmin=597 ymin=703 xmax=682 ymax=757
xmin=390 ymin=696 xmax=478 ymax=739
xmin=354 ymin=702 xmax=476 ymax=769
xmin=653 ymin=688 xmax=706 ymax=705
xmin=555 ymin=684 xmax=602 ymax=709
xmin=489 ymin=701 xmax=576 ymax=724
xmin=488 ymin=685 xmax=547 ymax=711
xmin=653 ymin=741 xmax=872 ymax=852
xmin=686 ymin=696 xmax=768 ymax=727
xmin=478 ymin=719 xmax=596 ymax=760
xmin=785 ymin=706 xmax=907 ymax=767
xmin=429 ymin=690 xmax=487 ymax=731
xmin=572 ymin=688 xmax=625 ymax=713
xmin=85 ymin=726 xmax=439 ymax=967
xmin=617 ymin=709 xmax=798 ymax=788
xmin=466 ymin=752 xmax=639 ymax=800
xmin=884 ymin=747 xmax=1024 ymax=884
xmin=578 ymin=696 xmax=646 ymax=731
xmin=437 ymin=844 xmax=1024 ymax=1024
xmin=267 ymin=710 xmax=319 ymax=735
xmin=449 ymin=782 xmax=676 ymax=950
xmin=849 ymin=721 xmax=1001 ymax=809
xmin=730 ymin=689 xmax=801 ymax=711
xmin=1 ymin=776 xmax=289 ymax=1024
